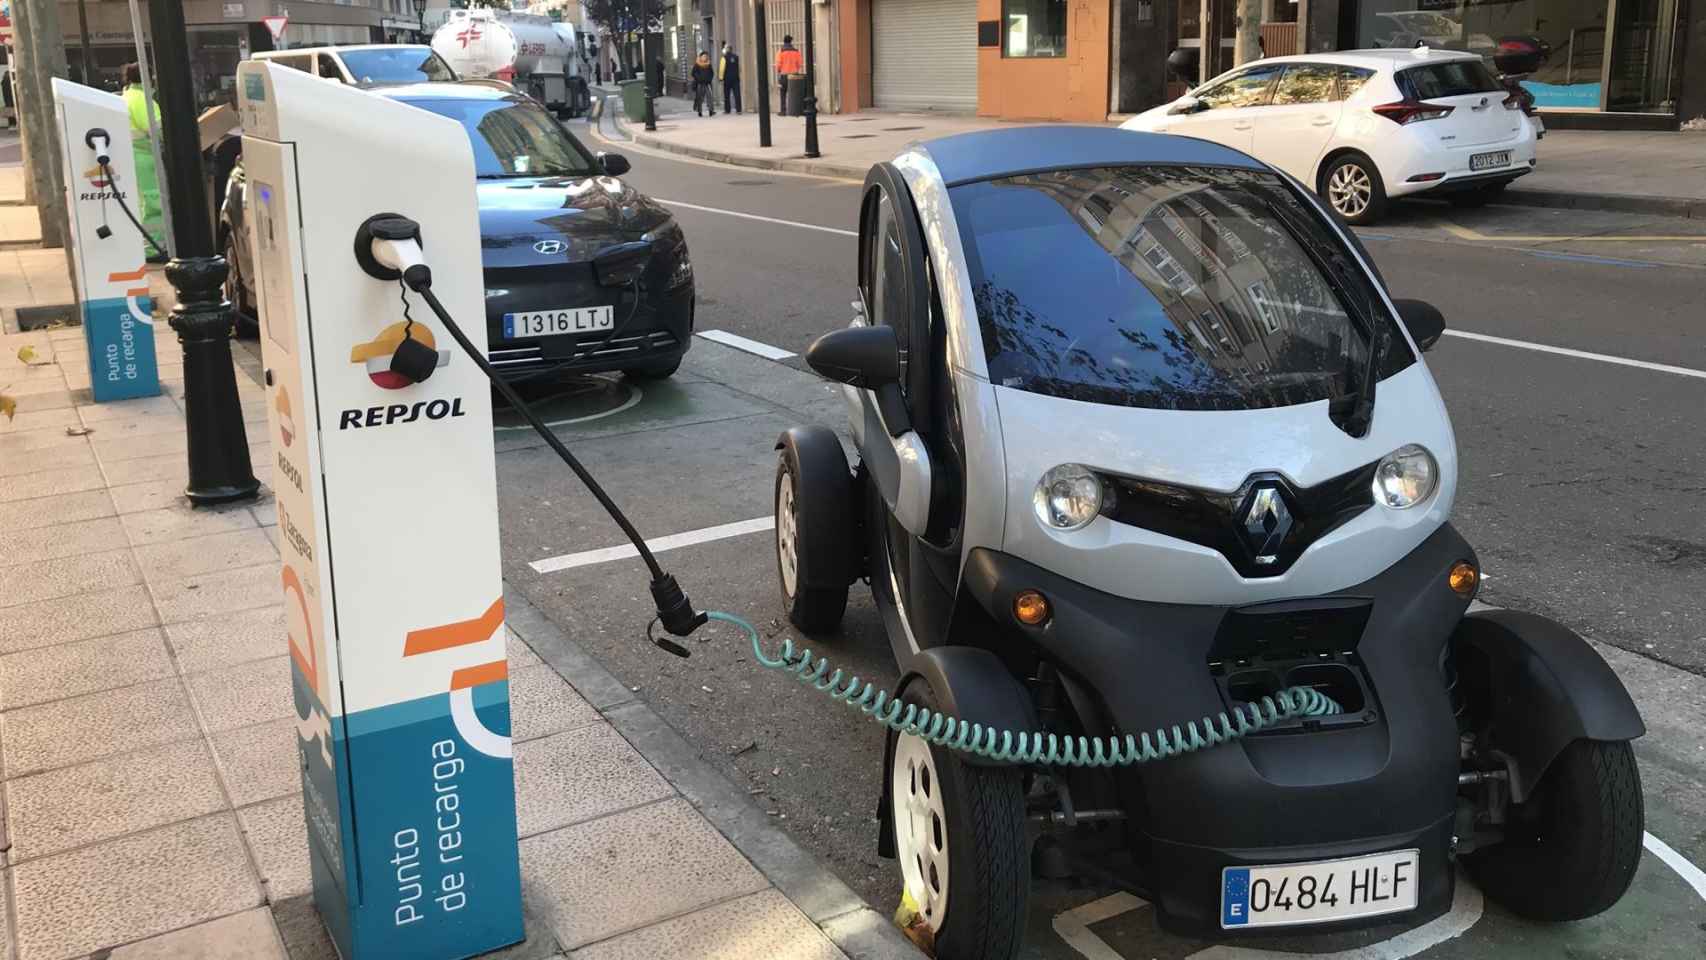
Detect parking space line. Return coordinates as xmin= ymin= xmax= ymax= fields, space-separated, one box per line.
xmin=655 ymin=198 xmax=858 ymax=237
xmin=1442 ymin=329 xmax=1706 ymax=381
xmin=1442 ymin=222 xmax=1706 ymax=243
xmin=695 ymin=329 xmax=797 ymax=360
xmin=1644 ymin=832 xmax=1706 ymax=903
xmin=530 ymin=515 xmax=775 ymax=573
xmin=1052 ymin=892 xmax=1146 ymax=960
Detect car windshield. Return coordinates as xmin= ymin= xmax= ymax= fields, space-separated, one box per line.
xmin=338 ymin=48 xmax=457 ymax=84
xmin=408 ymin=98 xmax=597 ymax=178
xmin=949 ymin=165 xmax=1413 ymax=412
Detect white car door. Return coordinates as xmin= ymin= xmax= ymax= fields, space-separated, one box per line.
xmin=1164 ymin=63 xmax=1285 ymax=154
xmin=1250 ymin=63 xmax=1346 ymax=184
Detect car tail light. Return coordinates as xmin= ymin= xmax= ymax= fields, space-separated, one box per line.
xmin=1502 ymin=91 xmax=1525 ymax=111
xmin=1372 ymin=100 xmax=1454 ymax=125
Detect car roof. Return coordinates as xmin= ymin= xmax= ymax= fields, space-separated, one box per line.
xmin=921 ymin=125 xmax=1265 ymax=187
xmin=1246 ymin=48 xmax=1481 ymax=71
xmin=256 ymin=45 xmax=429 ymax=56
xmin=375 ymin=82 xmax=515 ymax=102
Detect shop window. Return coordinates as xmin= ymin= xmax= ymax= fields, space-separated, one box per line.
xmin=1272 ymin=64 xmax=1338 ymax=104
xmin=1004 ymin=0 xmax=1068 ymax=58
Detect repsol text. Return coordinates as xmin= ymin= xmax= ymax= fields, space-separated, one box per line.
xmin=339 ymin=398 xmax=467 ymax=430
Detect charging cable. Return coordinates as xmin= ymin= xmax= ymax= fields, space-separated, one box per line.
xmin=361 ymin=217 xmax=705 ymax=652
xmin=85 ymin=128 xmax=167 ymax=257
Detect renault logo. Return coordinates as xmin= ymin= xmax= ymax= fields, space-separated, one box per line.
xmin=1239 ymin=483 xmax=1294 ymax=565
xmin=533 ymin=240 xmax=566 ymax=255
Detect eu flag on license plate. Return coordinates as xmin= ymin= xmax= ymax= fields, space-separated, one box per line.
xmin=1222 ymin=868 xmax=1251 ymax=926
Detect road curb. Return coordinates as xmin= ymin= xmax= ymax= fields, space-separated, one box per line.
xmin=503 ymin=590 xmax=921 ymax=960
xmin=1501 ymin=187 xmax=1706 ymax=219
xmin=629 ymin=131 xmax=867 ymax=180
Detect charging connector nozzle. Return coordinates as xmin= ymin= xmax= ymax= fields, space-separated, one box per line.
xmin=650 ymin=574 xmax=708 ymax=642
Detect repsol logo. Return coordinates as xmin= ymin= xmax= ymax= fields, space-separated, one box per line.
xmin=339 ymin=397 xmax=467 ymax=430
xmin=79 ymin=190 xmax=127 ymax=202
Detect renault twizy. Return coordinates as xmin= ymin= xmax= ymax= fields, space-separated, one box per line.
xmin=772 ymin=128 xmax=1645 ymax=959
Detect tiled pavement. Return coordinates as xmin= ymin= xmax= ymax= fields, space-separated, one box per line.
xmin=1 ymin=319 xmax=910 ymax=957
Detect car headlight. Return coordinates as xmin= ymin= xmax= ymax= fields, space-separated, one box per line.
xmin=1373 ymin=444 xmax=1438 ymax=509
xmin=1034 ymin=464 xmax=1105 ymax=531
xmin=668 ymin=251 xmax=693 ymax=289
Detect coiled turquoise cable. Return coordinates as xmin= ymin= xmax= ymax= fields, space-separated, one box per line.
xmin=709 ymin=610 xmax=1343 ymax=767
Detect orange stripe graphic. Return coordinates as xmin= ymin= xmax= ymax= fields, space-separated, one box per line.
xmin=403 ymin=598 xmax=505 ymax=657
xmin=450 ymin=659 xmax=509 ymax=690
xmin=108 ymin=268 xmax=147 ymax=282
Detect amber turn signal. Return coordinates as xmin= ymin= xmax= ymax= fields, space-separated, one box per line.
xmin=1448 ymin=561 xmax=1480 ymax=597
xmin=1013 ymin=589 xmax=1051 ymax=626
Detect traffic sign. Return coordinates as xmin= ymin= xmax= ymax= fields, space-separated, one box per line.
xmin=262 ymin=15 xmax=288 ymax=43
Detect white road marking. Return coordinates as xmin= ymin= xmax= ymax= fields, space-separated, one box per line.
xmin=1644 ymin=832 xmax=1706 ymax=903
xmin=493 ymin=384 xmax=643 ymax=432
xmin=1052 ymin=893 xmax=1145 ymax=960
xmin=696 ymin=329 xmax=797 ymax=360
xmin=655 ymin=198 xmax=858 ymax=237
xmin=1444 ymin=329 xmax=1706 ymax=381
xmin=530 ymin=515 xmax=774 ymax=573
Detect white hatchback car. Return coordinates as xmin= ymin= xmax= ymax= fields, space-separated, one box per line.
xmin=1122 ymin=48 xmax=1537 ymax=225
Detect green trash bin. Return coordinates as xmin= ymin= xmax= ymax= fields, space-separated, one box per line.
xmin=619 ymin=79 xmax=648 ymax=123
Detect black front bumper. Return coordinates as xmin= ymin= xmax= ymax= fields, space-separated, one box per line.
xmin=957 ymin=524 xmax=1479 ymax=935
xmin=483 ymin=264 xmax=695 ymax=382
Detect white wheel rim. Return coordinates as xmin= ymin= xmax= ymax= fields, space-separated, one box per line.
xmin=892 ymin=732 xmax=949 ymax=933
xmin=777 ymin=475 xmax=799 ymax=597
xmin=1328 ymin=163 xmax=1373 ymax=217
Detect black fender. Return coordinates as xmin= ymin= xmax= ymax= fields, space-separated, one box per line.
xmin=1454 ymin=609 xmax=1645 ymax=801
xmin=877 ymin=645 xmax=1038 ymax=857
xmin=774 ymin=426 xmax=858 ymax=588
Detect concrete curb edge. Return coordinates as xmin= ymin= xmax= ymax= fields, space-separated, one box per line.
xmin=503 ymin=590 xmax=921 ymax=960
xmin=629 ymin=131 xmax=867 ymax=181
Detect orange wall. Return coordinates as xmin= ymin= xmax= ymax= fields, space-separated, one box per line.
xmin=840 ymin=0 xmax=873 ymax=112
xmin=977 ymin=0 xmax=1111 ymax=122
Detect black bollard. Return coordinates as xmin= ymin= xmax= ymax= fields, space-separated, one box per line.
xmin=754 ymin=1 xmax=772 ymax=148
xmin=147 ymin=0 xmax=259 ymax=505
xmin=802 ymin=0 xmax=819 ymax=159
xmin=642 ymin=0 xmax=658 ymax=131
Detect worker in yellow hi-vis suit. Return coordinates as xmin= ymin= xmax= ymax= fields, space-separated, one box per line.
xmin=120 ymin=63 xmax=165 ymax=257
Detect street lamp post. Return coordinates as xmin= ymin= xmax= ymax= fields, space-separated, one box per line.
xmin=801 ymin=0 xmax=819 ymax=158
xmin=146 ymin=0 xmax=260 ymax=505
xmin=754 ymin=0 xmax=771 ymax=148
xmin=642 ymin=0 xmax=657 ymax=131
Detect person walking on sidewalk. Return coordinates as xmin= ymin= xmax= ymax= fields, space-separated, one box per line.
xmin=719 ymin=42 xmax=742 ymax=114
xmin=775 ymin=35 xmax=802 ymax=115
xmin=121 ymin=63 xmax=166 ymax=260
xmin=691 ymin=51 xmax=716 ymax=117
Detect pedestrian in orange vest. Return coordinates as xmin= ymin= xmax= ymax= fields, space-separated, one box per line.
xmin=775 ymin=35 xmax=802 ymax=115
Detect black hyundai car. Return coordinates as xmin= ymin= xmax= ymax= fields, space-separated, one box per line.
xmin=220 ymin=82 xmax=693 ymax=381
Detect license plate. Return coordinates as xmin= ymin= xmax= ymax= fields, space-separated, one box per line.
xmin=502 ymin=305 xmax=614 ymax=339
xmin=1470 ymin=150 xmax=1512 ymax=171
xmin=1221 ymin=849 xmax=1419 ymax=929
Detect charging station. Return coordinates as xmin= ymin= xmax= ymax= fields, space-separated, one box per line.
xmin=235 ymin=61 xmax=523 ymax=959
xmin=50 ymin=79 xmax=160 ymax=402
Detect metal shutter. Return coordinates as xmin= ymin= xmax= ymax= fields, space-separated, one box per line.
xmin=871 ymin=0 xmax=978 ymax=112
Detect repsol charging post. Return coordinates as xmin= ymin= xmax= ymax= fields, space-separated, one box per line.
xmin=49 ymin=79 xmax=161 ymax=402
xmin=235 ymin=61 xmax=523 ymax=959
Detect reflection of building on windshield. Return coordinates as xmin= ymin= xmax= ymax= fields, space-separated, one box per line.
xmin=1025 ymin=167 xmax=1334 ymax=385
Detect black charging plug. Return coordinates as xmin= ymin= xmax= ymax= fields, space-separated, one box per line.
xmin=651 ymin=573 xmax=707 ymax=640
xmin=389 ymin=335 xmax=439 ymax=384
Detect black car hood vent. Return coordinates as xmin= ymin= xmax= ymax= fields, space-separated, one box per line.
xmin=1104 ymin=462 xmax=1379 ymax=578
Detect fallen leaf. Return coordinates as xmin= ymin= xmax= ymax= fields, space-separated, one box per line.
xmin=0 ymin=394 xmax=15 ymax=421
xmin=16 ymin=345 xmax=46 ymax=365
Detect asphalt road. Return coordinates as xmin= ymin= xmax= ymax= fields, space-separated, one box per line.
xmin=500 ymin=136 xmax=1706 ymax=957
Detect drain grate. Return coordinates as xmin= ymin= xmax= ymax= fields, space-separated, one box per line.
xmin=841 ymin=134 xmax=877 ymax=140
xmin=15 ymin=305 xmax=79 ymax=332
xmin=881 ymin=125 xmax=924 ymax=132
xmin=726 ymin=179 xmax=776 ymax=186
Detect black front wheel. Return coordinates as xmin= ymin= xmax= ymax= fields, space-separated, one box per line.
xmin=222 ymin=231 xmax=257 ymax=338
xmin=1465 ymin=739 xmax=1643 ymax=921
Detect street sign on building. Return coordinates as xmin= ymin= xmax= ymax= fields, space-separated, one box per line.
xmin=262 ymin=14 xmax=288 ymax=43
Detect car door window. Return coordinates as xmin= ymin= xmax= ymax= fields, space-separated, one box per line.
xmin=1196 ymin=65 xmax=1283 ymax=110
xmin=1273 ymin=64 xmax=1339 ymax=105
xmin=267 ymin=55 xmax=312 ymax=73
xmin=316 ymin=55 xmax=345 ymax=82
xmin=1334 ymin=66 xmax=1376 ymax=100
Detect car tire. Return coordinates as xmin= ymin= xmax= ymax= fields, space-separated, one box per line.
xmin=1464 ymin=739 xmax=1643 ymax=921
xmin=774 ymin=444 xmax=851 ymax=633
xmin=889 ymin=680 xmax=1029 ymax=960
xmin=1319 ymin=154 xmax=1388 ymax=226
xmin=624 ymin=359 xmax=680 ymax=379
xmin=222 ymin=231 xmax=258 ymax=338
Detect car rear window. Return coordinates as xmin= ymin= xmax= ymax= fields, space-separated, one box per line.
xmin=949 ymin=166 xmax=1413 ymax=412
xmin=1398 ymin=60 xmax=1501 ymax=99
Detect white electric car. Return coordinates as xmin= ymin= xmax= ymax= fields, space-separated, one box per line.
xmin=774 ymin=128 xmax=1641 ymax=959
xmin=1122 ymin=48 xmax=1537 ymax=224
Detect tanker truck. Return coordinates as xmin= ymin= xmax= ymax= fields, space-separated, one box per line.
xmin=432 ymin=8 xmax=590 ymax=118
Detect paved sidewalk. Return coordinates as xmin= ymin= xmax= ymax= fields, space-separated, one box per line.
xmin=604 ymin=95 xmax=1706 ymax=216
xmin=0 ymin=215 xmax=914 ymax=960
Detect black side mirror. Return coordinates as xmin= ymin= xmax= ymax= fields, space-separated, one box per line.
xmin=1392 ymin=298 xmax=1446 ymax=352
xmin=598 ymin=152 xmax=630 ymax=177
xmin=805 ymin=325 xmax=900 ymax=388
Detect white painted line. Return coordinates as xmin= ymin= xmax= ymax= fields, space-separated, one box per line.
xmin=1444 ymin=329 xmax=1706 ymax=381
xmin=1644 ymin=831 xmax=1706 ymax=904
xmin=530 ymin=515 xmax=775 ymax=574
xmin=696 ymin=329 xmax=797 ymax=360
xmin=1052 ymin=892 xmax=1145 ymax=960
xmin=655 ymin=198 xmax=858 ymax=237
